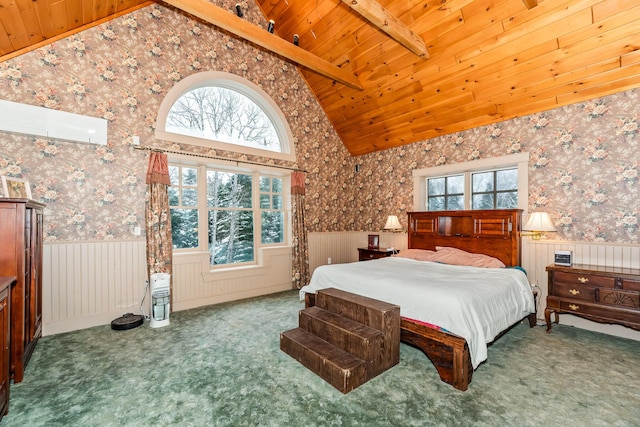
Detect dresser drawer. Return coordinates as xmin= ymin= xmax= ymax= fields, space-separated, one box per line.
xmin=599 ymin=289 xmax=640 ymax=309
xmin=552 ymin=282 xmax=596 ymax=301
xmin=555 ymin=298 xmax=640 ymax=324
xmin=553 ymin=271 xmax=615 ymax=288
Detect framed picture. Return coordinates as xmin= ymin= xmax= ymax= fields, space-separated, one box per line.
xmin=1 ymin=176 xmax=32 ymax=199
xmin=367 ymin=234 xmax=379 ymax=250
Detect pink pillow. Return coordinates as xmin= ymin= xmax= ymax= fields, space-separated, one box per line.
xmin=392 ymin=249 xmax=437 ymax=261
xmin=432 ymin=246 xmax=505 ymax=268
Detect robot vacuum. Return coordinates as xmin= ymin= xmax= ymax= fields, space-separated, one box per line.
xmin=111 ymin=313 xmax=144 ymax=330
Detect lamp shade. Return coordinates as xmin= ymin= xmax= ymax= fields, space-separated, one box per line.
xmin=383 ymin=215 xmax=402 ymax=231
xmin=523 ymin=212 xmax=556 ymax=232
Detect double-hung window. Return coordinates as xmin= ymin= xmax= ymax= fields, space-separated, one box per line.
xmin=471 ymin=168 xmax=518 ymax=209
xmin=259 ymin=176 xmax=285 ymax=244
xmin=169 ymin=165 xmax=199 ymax=249
xmin=413 ymin=153 xmax=529 ymax=211
xmin=427 ymin=175 xmax=464 ymax=210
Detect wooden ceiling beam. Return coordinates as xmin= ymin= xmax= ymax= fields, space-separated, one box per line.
xmin=522 ymin=0 xmax=538 ymax=9
xmin=340 ymin=0 xmax=429 ymax=59
xmin=161 ymin=0 xmax=363 ymax=91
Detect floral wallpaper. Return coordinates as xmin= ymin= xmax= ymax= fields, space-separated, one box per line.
xmin=0 ymin=2 xmax=347 ymax=242
xmin=343 ymin=90 xmax=639 ymax=243
xmin=0 ymin=2 xmax=638 ymax=245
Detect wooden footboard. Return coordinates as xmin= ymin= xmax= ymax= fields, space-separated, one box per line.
xmin=305 ymin=292 xmax=473 ymax=390
xmin=400 ymin=318 xmax=473 ymax=391
xmin=304 ymin=292 xmax=536 ymax=392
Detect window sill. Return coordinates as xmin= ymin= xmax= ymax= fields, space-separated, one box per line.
xmin=202 ymin=263 xmax=267 ymax=282
xmin=172 ymin=246 xmax=292 ymax=282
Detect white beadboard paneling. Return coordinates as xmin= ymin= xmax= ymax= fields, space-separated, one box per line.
xmin=172 ymin=246 xmax=293 ymax=311
xmin=308 ymin=231 xmax=407 ymax=273
xmin=43 ymin=241 xmax=292 ymax=335
xmin=42 ymin=239 xmax=148 ymax=336
xmin=43 ymin=235 xmax=638 ymax=342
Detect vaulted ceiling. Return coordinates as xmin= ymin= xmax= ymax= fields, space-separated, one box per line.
xmin=1 ymin=0 xmax=639 ymax=156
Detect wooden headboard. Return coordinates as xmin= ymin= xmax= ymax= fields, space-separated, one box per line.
xmin=407 ymin=209 xmax=523 ymax=267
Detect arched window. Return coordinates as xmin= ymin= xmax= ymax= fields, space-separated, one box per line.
xmin=156 ymin=71 xmax=295 ymax=162
xmin=157 ymin=72 xmax=294 ymax=267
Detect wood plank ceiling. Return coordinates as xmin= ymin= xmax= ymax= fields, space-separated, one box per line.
xmin=1 ymin=0 xmax=639 ymax=156
xmin=0 ymin=0 xmax=151 ymax=60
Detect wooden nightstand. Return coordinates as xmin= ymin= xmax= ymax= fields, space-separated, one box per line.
xmin=358 ymin=248 xmax=394 ymax=261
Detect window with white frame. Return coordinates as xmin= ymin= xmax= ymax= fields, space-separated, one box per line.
xmin=155 ymin=71 xmax=296 ymax=162
xmin=259 ymin=176 xmax=285 ymax=244
xmin=413 ymin=153 xmax=529 ymax=212
xmin=159 ymin=71 xmax=293 ymax=268
xmin=471 ymin=168 xmax=518 ymax=209
xmin=169 ymin=165 xmax=199 ymax=250
xmin=166 ymin=86 xmax=281 ymax=153
xmin=169 ymin=163 xmax=288 ymax=266
xmin=427 ymin=174 xmax=464 ymax=210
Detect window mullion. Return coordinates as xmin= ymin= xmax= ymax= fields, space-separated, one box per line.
xmin=465 ymin=172 xmax=471 ymax=209
xmin=198 ymin=165 xmax=208 ymax=252
xmin=253 ymin=171 xmax=261 ymax=251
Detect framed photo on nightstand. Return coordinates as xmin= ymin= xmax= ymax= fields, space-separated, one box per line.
xmin=367 ymin=234 xmax=379 ymax=250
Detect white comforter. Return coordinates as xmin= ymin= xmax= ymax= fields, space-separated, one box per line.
xmin=299 ymin=257 xmax=535 ymax=368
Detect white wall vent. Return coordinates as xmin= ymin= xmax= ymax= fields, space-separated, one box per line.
xmin=0 ymin=99 xmax=108 ymax=145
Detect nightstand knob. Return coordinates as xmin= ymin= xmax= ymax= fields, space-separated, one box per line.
xmin=569 ymin=289 xmax=580 ymax=296
xmin=569 ymin=304 xmax=580 ymax=311
xmin=578 ymin=277 xmax=589 ymax=283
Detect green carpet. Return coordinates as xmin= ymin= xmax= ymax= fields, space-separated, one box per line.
xmin=3 ymin=290 xmax=639 ymax=426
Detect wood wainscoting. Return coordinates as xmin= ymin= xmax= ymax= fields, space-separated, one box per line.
xmin=42 ymin=240 xmax=292 ymax=335
xmin=42 ymin=239 xmax=147 ymax=336
xmin=308 ymin=232 xmax=408 ymax=273
xmin=521 ymin=239 xmax=640 ymax=341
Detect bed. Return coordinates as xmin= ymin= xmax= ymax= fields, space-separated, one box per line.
xmin=300 ymin=209 xmax=537 ymax=391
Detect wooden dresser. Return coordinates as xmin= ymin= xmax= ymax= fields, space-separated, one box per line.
xmin=545 ymin=264 xmax=640 ymax=332
xmin=0 ymin=277 xmax=13 ymax=420
xmin=0 ymin=199 xmax=45 ymax=383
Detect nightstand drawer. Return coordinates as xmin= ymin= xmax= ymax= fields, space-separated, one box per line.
xmin=358 ymin=248 xmax=393 ymax=261
xmin=553 ymin=271 xmax=615 ymax=288
xmin=552 ymin=282 xmax=596 ymax=302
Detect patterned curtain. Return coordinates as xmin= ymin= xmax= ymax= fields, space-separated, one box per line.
xmin=291 ymin=171 xmax=310 ymax=289
xmin=145 ymin=152 xmax=173 ymax=300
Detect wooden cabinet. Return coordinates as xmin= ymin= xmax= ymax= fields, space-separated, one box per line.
xmin=0 ymin=199 xmax=44 ymax=383
xmin=358 ymin=248 xmax=393 ymax=261
xmin=545 ymin=264 xmax=640 ymax=332
xmin=0 ymin=277 xmax=12 ymax=420
xmin=407 ymin=209 xmax=522 ymax=267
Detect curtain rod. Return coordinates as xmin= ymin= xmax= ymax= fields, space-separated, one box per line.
xmin=133 ymin=145 xmax=306 ymax=173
